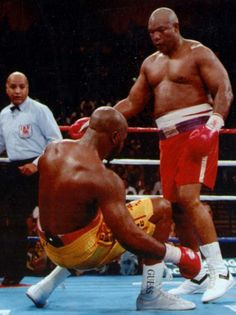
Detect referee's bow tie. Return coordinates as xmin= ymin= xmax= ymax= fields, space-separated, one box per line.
xmin=10 ymin=105 xmax=20 ymax=112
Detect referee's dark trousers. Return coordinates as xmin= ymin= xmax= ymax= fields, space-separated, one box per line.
xmin=0 ymin=157 xmax=39 ymax=284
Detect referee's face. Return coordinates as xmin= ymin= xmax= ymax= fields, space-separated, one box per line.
xmin=6 ymin=74 xmax=29 ymax=106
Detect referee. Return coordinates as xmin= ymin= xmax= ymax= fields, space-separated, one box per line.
xmin=0 ymin=71 xmax=62 ymax=285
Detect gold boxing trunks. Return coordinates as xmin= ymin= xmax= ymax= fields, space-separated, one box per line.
xmin=38 ymin=198 xmax=155 ymax=271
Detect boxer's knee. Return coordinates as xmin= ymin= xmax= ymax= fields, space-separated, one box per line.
xmin=176 ymin=186 xmax=201 ymax=212
xmin=150 ymin=197 xmax=172 ymax=223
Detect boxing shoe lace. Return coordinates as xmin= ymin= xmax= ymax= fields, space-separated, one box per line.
xmin=207 ymin=264 xmax=217 ymax=289
xmin=202 ymin=264 xmax=235 ymax=303
xmin=158 ymin=290 xmax=186 ymax=303
xmin=168 ymin=274 xmax=209 ymax=295
xmin=207 ymin=263 xmax=229 ymax=288
xmin=137 ymin=287 xmax=196 ymax=310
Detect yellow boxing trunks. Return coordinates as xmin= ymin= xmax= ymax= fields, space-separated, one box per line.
xmin=38 ymin=198 xmax=155 ymax=270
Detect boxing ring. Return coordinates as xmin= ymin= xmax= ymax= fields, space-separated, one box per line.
xmin=61 ymin=123 xmax=236 ymax=270
xmin=1 ymin=124 xmax=236 ymax=315
xmin=60 ymin=123 xmax=236 ymax=243
xmin=6 ymin=124 xmax=236 ymax=254
xmin=1 ymin=124 xmax=236 ymax=254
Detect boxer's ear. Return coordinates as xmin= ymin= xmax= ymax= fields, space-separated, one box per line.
xmin=111 ymin=130 xmax=122 ymax=145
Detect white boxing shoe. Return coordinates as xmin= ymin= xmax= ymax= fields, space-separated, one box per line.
xmin=202 ymin=270 xmax=235 ymax=303
xmin=26 ymin=266 xmax=70 ymax=308
xmin=168 ymin=274 xmax=209 ymax=295
xmin=136 ymin=287 xmax=196 ymax=311
xmin=26 ymin=280 xmax=50 ymax=308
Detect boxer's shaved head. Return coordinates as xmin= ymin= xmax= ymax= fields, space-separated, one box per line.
xmin=86 ymin=106 xmax=128 ymax=160
xmin=149 ymin=7 xmax=179 ymax=26
xmin=89 ymin=106 xmax=128 ymax=135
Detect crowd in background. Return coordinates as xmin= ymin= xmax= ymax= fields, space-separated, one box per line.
xmin=0 ymin=1 xmax=235 ymax=124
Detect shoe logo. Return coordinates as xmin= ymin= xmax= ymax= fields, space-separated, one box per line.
xmin=186 ymin=249 xmax=195 ymax=260
xmin=191 ymin=274 xmax=208 ymax=285
xmin=219 ymin=270 xmax=230 ymax=280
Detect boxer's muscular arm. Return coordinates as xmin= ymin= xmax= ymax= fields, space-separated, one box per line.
xmin=114 ymin=63 xmax=151 ymax=119
xmin=187 ymin=46 xmax=234 ymax=154
xmin=97 ymin=170 xmax=201 ymax=280
xmin=98 ymin=170 xmax=165 ymax=260
xmin=196 ymin=45 xmax=233 ymax=120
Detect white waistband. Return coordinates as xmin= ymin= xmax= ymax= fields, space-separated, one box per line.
xmin=155 ymin=104 xmax=212 ymax=129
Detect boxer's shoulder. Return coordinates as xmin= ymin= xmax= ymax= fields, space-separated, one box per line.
xmin=96 ymin=167 xmax=125 ymax=194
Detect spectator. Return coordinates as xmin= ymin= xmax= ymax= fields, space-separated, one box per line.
xmin=80 ymin=100 xmax=95 ymax=117
xmin=152 ymin=172 xmax=163 ymax=195
xmin=123 ymin=177 xmax=137 ymax=195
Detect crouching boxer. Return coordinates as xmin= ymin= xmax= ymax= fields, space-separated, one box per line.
xmin=26 ymin=106 xmax=200 ymax=311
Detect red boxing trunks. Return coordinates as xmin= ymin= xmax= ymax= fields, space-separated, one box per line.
xmin=156 ymin=104 xmax=218 ymax=202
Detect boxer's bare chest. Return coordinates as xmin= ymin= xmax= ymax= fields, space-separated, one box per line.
xmin=146 ymin=52 xmax=198 ymax=87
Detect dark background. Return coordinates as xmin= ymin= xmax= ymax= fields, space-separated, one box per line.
xmin=0 ymin=0 xmax=235 ymax=125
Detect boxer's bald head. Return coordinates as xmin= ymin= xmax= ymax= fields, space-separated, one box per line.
xmin=149 ymin=7 xmax=179 ymax=26
xmin=90 ymin=106 xmax=128 ymax=135
xmin=88 ymin=106 xmax=128 ymax=160
xmin=148 ymin=7 xmax=181 ymax=55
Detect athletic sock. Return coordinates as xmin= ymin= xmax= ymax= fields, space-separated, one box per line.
xmin=200 ymin=242 xmax=227 ymax=275
xmin=141 ymin=261 xmax=164 ymax=295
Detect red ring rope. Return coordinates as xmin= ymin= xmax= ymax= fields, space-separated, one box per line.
xmin=59 ymin=125 xmax=236 ymax=135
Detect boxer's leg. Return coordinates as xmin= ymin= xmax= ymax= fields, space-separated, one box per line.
xmin=136 ymin=198 xmax=196 ymax=310
xmin=176 ymin=184 xmax=235 ymax=302
xmin=169 ymin=203 xmax=208 ymax=295
xmin=201 ymin=242 xmax=235 ymax=303
xmin=26 ymin=266 xmax=71 ymax=308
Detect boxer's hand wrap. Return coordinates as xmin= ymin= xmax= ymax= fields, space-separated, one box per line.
xmin=188 ymin=113 xmax=224 ymax=157
xmin=206 ymin=113 xmax=224 ymax=131
xmin=68 ymin=117 xmax=90 ymax=139
xmin=177 ymin=246 xmax=201 ymax=279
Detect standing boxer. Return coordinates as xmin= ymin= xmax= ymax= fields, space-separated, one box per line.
xmin=114 ymin=7 xmax=234 ymax=303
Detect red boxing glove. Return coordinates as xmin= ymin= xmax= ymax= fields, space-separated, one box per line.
xmin=68 ymin=117 xmax=90 ymax=139
xmin=188 ymin=113 xmax=224 ymax=157
xmin=177 ymin=246 xmax=201 ymax=279
xmin=188 ymin=125 xmax=218 ymax=157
